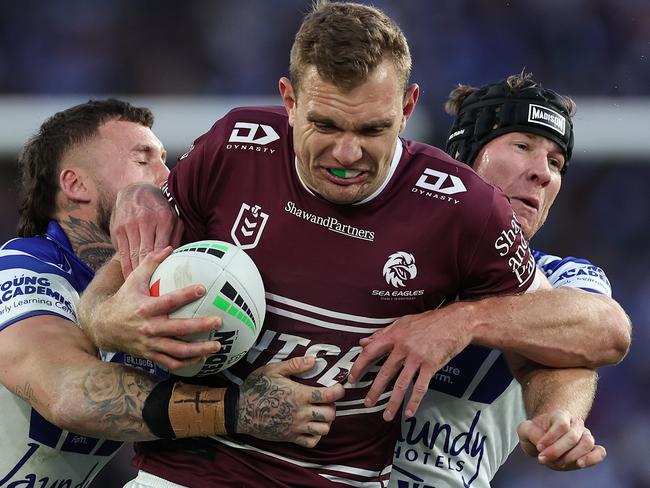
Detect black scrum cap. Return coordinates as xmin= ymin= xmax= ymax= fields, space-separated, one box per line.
xmin=446 ymin=79 xmax=574 ymax=175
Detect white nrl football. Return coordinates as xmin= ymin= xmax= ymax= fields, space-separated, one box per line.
xmin=149 ymin=240 xmax=266 ymax=377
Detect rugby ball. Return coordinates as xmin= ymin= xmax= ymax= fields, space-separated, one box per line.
xmin=149 ymin=240 xmax=265 ymax=377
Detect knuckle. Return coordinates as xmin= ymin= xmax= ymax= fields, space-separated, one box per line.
xmin=394 ymin=378 xmax=410 ymax=391
xmin=568 ymin=429 xmax=581 ymax=443
xmin=135 ymin=303 xmax=149 ymax=316
xmin=556 ymin=422 xmax=571 ymax=435
xmin=378 ymin=367 xmax=394 ymax=380
xmin=412 ymin=383 xmax=428 ymax=395
xmin=140 ymin=324 xmax=154 ymax=337
xmin=288 ymin=356 xmax=303 ymax=369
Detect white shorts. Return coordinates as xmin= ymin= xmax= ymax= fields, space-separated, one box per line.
xmin=123 ymin=470 xmax=189 ymax=488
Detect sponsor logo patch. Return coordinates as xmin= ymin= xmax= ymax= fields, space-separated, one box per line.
xmin=412 ymin=169 xmax=466 ymax=204
xmin=493 ymin=217 xmax=535 ymax=287
xmin=228 ymin=122 xmax=280 ymax=145
xmin=527 ymin=104 xmax=566 ymax=135
xmin=284 ymin=201 xmax=375 ymax=241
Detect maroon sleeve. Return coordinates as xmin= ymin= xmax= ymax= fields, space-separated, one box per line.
xmin=459 ymin=188 xmax=537 ymax=299
xmin=165 ymin=122 xmax=226 ymax=243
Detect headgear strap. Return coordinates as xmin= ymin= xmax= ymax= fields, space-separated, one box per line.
xmin=446 ymin=79 xmax=574 ymax=175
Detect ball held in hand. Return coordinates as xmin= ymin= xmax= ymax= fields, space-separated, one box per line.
xmin=149 ymin=240 xmax=266 ymax=377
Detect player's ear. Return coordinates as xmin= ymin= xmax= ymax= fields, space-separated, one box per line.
xmin=59 ymin=167 xmax=92 ymax=204
xmin=279 ymin=77 xmax=297 ymax=127
xmin=399 ymin=83 xmax=420 ymax=133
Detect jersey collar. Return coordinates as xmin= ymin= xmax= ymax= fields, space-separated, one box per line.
xmin=45 ymin=220 xmax=74 ymax=252
xmin=45 ymin=220 xmax=95 ymax=281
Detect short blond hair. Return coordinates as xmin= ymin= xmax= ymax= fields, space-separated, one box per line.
xmin=290 ymin=0 xmax=411 ymax=95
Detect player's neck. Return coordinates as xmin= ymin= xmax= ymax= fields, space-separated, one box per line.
xmin=57 ymin=213 xmax=114 ymax=272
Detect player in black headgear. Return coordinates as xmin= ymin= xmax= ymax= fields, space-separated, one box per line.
xmin=445 ymin=72 xmax=576 ymax=240
xmin=446 ymin=72 xmax=575 ymax=175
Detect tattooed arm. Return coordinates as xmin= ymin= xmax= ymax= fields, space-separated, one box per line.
xmin=0 ymin=314 xmax=161 ymax=441
xmin=0 ymin=313 xmax=345 ymax=445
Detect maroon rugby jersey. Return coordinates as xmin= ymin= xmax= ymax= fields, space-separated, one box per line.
xmin=133 ymin=106 xmax=536 ymax=487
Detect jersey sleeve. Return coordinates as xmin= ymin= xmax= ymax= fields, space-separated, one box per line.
xmin=533 ymin=250 xmax=612 ymax=296
xmin=0 ymin=250 xmax=80 ymax=331
xmin=460 ymin=189 xmax=538 ymax=299
xmin=164 ymin=119 xmax=228 ymax=242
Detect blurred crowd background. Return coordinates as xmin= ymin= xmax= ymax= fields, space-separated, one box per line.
xmin=0 ymin=1 xmax=648 ymax=487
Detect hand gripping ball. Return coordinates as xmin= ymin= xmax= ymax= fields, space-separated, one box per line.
xmin=149 ymin=240 xmax=266 ymax=377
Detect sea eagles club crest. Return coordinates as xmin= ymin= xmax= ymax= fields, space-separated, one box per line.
xmin=231 ymin=203 xmax=269 ymax=249
xmin=383 ymin=252 xmax=417 ymax=288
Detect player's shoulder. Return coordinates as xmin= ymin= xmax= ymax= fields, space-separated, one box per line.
xmin=400 ymin=138 xmax=508 ymax=214
xmin=403 ymin=139 xmax=503 ymax=195
xmin=533 ymin=249 xmax=612 ymax=296
xmin=0 ymin=234 xmax=79 ymax=290
xmin=212 ymin=105 xmax=288 ymax=138
xmin=185 ymin=105 xmax=288 ymax=158
xmin=225 ymin=105 xmax=288 ymax=122
xmin=0 ymin=235 xmax=72 ymax=276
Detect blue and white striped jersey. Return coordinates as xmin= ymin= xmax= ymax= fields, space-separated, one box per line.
xmin=0 ymin=221 xmax=122 ymax=487
xmin=390 ymin=250 xmax=611 ymax=488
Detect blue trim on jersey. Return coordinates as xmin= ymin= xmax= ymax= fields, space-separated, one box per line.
xmin=43 ymin=221 xmax=94 ymax=290
xmin=61 ymin=432 xmax=100 ymax=454
xmin=579 ymin=287 xmax=605 ymax=295
xmin=426 ymin=249 xmax=613 ymax=404
xmin=533 ymin=248 xmax=611 ymax=295
xmin=0 ymin=221 xmax=94 ymax=294
xmin=0 ymin=310 xmax=74 ymax=332
xmin=428 ymin=346 xmax=491 ymax=398
xmin=532 ymin=249 xmax=593 ymax=267
xmin=468 ymin=354 xmax=512 ymax=404
xmin=0 ymin=254 xmax=77 ymax=281
xmin=28 ymin=409 xmax=63 ymax=448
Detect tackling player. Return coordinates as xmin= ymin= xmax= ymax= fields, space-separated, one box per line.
xmin=387 ymin=74 xmax=631 ymax=487
xmin=0 ymin=100 xmax=326 ymax=486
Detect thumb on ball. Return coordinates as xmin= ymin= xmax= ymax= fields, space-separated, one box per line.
xmin=133 ymin=246 xmax=173 ymax=281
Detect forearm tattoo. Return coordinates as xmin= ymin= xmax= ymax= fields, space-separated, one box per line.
xmin=60 ymin=216 xmax=114 ymax=271
xmin=81 ymin=365 xmax=158 ymax=440
xmin=238 ymin=372 xmax=296 ymax=441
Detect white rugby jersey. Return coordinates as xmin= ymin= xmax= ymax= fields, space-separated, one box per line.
xmin=390 ymin=249 xmax=612 ymax=488
xmin=0 ymin=221 xmax=123 ymax=487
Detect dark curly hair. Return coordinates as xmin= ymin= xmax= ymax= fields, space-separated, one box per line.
xmin=17 ymin=99 xmax=154 ymax=237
